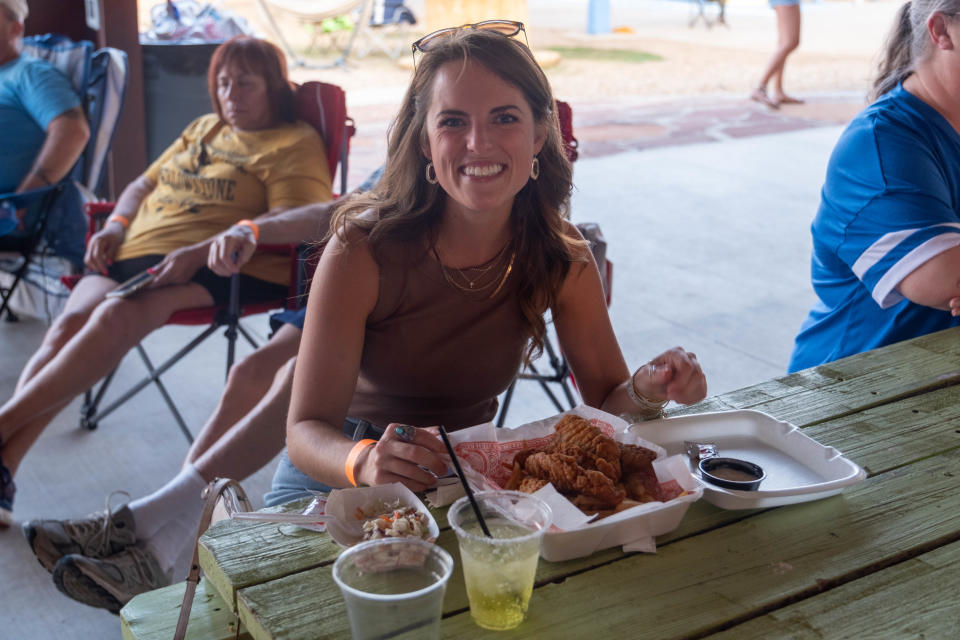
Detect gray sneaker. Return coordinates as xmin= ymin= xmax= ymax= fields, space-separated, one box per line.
xmin=53 ymin=546 xmax=170 ymax=614
xmin=23 ymin=492 xmax=138 ymax=572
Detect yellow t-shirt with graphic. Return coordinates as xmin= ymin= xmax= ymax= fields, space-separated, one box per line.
xmin=116 ymin=114 xmax=332 ymax=285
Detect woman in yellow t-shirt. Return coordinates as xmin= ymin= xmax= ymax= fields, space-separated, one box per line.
xmin=0 ymin=36 xmax=331 ymax=525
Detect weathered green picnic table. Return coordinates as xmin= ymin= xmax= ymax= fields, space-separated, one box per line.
xmin=121 ymin=326 xmax=960 ymax=639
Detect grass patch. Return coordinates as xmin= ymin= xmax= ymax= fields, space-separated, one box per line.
xmin=547 ymin=47 xmax=662 ymax=63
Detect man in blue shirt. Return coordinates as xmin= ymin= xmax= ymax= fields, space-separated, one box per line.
xmin=0 ymin=0 xmax=89 ymax=205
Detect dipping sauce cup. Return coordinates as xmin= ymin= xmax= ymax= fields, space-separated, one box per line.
xmin=332 ymin=537 xmax=453 ymax=640
xmin=447 ymin=490 xmax=552 ymax=631
xmin=699 ymin=456 xmax=766 ymax=491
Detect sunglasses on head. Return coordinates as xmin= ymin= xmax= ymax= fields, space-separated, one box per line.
xmin=411 ymin=20 xmax=527 ymax=66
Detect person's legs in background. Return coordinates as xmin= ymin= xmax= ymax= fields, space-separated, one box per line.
xmin=751 ymin=2 xmax=802 ymax=109
xmin=22 ymin=321 xmax=303 ymax=612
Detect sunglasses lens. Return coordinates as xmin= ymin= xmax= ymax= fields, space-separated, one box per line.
xmin=414 ymin=27 xmax=457 ymax=53
xmin=477 ymin=21 xmax=523 ymax=36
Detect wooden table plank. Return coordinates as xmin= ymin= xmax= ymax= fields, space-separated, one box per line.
xmin=707 ymin=541 xmax=960 ymax=639
xmin=801 ymin=383 xmax=960 ymax=475
xmin=675 ymin=328 xmax=960 ymax=426
xmin=121 ymin=578 xmax=251 ymax=640
xmin=439 ymin=448 xmax=960 ymax=638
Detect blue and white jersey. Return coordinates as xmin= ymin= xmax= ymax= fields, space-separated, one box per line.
xmin=789 ymin=83 xmax=960 ymax=372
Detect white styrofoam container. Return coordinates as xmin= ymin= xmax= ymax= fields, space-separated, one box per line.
xmin=630 ymin=410 xmax=867 ymax=510
xmin=539 ymin=478 xmax=701 ymax=562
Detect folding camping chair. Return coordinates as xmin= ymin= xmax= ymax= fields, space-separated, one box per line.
xmin=0 ymin=35 xmax=128 ymax=322
xmin=689 ymin=0 xmax=728 ymax=29
xmin=256 ymin=0 xmax=415 ymax=68
xmin=72 ymin=81 xmax=355 ymax=443
xmin=495 ymin=100 xmax=615 ymax=428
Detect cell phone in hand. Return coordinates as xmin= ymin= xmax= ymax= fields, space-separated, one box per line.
xmin=105 ymin=269 xmax=156 ymax=299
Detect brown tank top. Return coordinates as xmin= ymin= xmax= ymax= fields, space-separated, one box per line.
xmin=348 ymin=242 xmax=527 ymax=430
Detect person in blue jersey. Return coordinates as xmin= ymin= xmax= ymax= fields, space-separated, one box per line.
xmin=789 ymin=0 xmax=960 ymax=372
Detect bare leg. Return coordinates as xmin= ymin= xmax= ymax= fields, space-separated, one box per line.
xmin=0 ymin=283 xmax=213 ymax=475
xmin=193 ymin=356 xmax=297 ymax=482
xmin=751 ymin=4 xmax=802 ymax=108
xmin=15 ymin=275 xmax=118 ymax=392
xmin=184 ymin=324 xmax=301 ymax=467
xmin=770 ymin=4 xmax=803 ymax=104
xmin=124 ymin=356 xmax=298 ymax=576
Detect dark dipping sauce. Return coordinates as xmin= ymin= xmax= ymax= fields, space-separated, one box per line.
xmin=708 ymin=467 xmax=759 ymax=482
xmin=699 ymin=457 xmax=765 ymax=491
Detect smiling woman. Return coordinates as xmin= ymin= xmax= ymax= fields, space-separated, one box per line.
xmin=272 ymin=26 xmax=707 ymax=507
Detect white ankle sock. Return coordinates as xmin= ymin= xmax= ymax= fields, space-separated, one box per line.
xmin=145 ymin=519 xmax=200 ymax=578
xmin=128 ymin=464 xmax=208 ymax=540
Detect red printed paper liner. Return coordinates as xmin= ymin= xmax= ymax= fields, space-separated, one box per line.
xmin=426 ymin=406 xmax=703 ymax=561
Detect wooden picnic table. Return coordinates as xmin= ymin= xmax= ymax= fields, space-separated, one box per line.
xmin=120 ymin=326 xmax=960 ymax=639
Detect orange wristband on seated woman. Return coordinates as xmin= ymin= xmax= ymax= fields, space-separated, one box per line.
xmin=235 ymin=219 xmax=260 ymax=242
xmin=107 ymin=214 xmax=130 ymax=229
xmin=345 ymin=439 xmax=376 ymax=487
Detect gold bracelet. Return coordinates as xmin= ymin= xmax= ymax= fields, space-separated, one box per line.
xmin=626 ymin=375 xmax=667 ymax=418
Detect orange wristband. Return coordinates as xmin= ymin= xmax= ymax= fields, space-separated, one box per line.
xmin=235 ymin=219 xmax=259 ymax=242
xmin=344 ymin=439 xmax=376 ymax=487
xmin=107 ymin=214 xmax=130 ymax=228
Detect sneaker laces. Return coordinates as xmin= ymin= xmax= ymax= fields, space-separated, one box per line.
xmin=83 ymin=490 xmax=132 ymax=557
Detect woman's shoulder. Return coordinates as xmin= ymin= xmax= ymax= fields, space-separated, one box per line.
xmin=277 ymin=119 xmax=324 ymax=143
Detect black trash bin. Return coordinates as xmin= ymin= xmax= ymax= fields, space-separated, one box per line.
xmin=141 ymin=42 xmax=220 ymax=162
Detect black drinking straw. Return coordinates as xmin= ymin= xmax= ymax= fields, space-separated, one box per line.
xmin=438 ymin=426 xmax=492 ymax=538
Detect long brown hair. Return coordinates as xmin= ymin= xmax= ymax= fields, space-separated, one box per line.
xmin=331 ymin=28 xmax=580 ymax=364
xmin=872 ymin=0 xmax=960 ymax=100
xmin=207 ymin=36 xmax=297 ymax=124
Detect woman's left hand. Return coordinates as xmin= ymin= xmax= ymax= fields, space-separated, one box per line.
xmin=632 ymin=347 xmax=707 ymax=405
xmin=148 ymin=244 xmax=208 ymax=288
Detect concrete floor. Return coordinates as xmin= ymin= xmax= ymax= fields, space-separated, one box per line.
xmin=0 ymin=0 xmax=886 ymax=636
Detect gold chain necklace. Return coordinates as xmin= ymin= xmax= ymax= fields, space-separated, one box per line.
xmin=433 ymin=245 xmax=516 ymax=299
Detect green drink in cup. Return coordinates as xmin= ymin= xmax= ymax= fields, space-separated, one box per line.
xmin=448 ymin=490 xmax=552 ymax=630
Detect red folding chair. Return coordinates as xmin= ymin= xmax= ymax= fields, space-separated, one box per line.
xmin=68 ymin=82 xmax=354 ymax=442
xmin=495 ymin=100 xmax=614 ymax=428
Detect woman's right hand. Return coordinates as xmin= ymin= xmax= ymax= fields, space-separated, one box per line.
xmin=355 ymin=424 xmax=449 ymax=492
xmin=84 ymin=223 xmax=125 ymax=275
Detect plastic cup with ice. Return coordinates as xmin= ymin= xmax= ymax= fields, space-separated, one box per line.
xmin=448 ymin=490 xmax=552 ymax=631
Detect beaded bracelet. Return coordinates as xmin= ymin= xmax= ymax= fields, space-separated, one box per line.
xmin=235 ymin=219 xmax=260 ymax=243
xmin=344 ymin=439 xmax=376 ymax=487
xmin=107 ymin=214 xmax=130 ymax=229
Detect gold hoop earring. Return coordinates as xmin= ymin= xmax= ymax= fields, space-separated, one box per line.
xmin=530 ymin=156 xmax=540 ymax=180
xmin=425 ymin=162 xmax=439 ymax=185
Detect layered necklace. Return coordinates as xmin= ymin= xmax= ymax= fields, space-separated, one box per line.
xmin=433 ymin=240 xmax=516 ymax=299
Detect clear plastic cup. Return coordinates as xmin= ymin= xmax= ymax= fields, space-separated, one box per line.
xmin=332 ymin=537 xmax=453 ymax=640
xmin=447 ymin=490 xmax=552 ymax=631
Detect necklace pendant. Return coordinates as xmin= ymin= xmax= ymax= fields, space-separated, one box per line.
xmin=469 ymin=281 xmax=475 ymax=289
